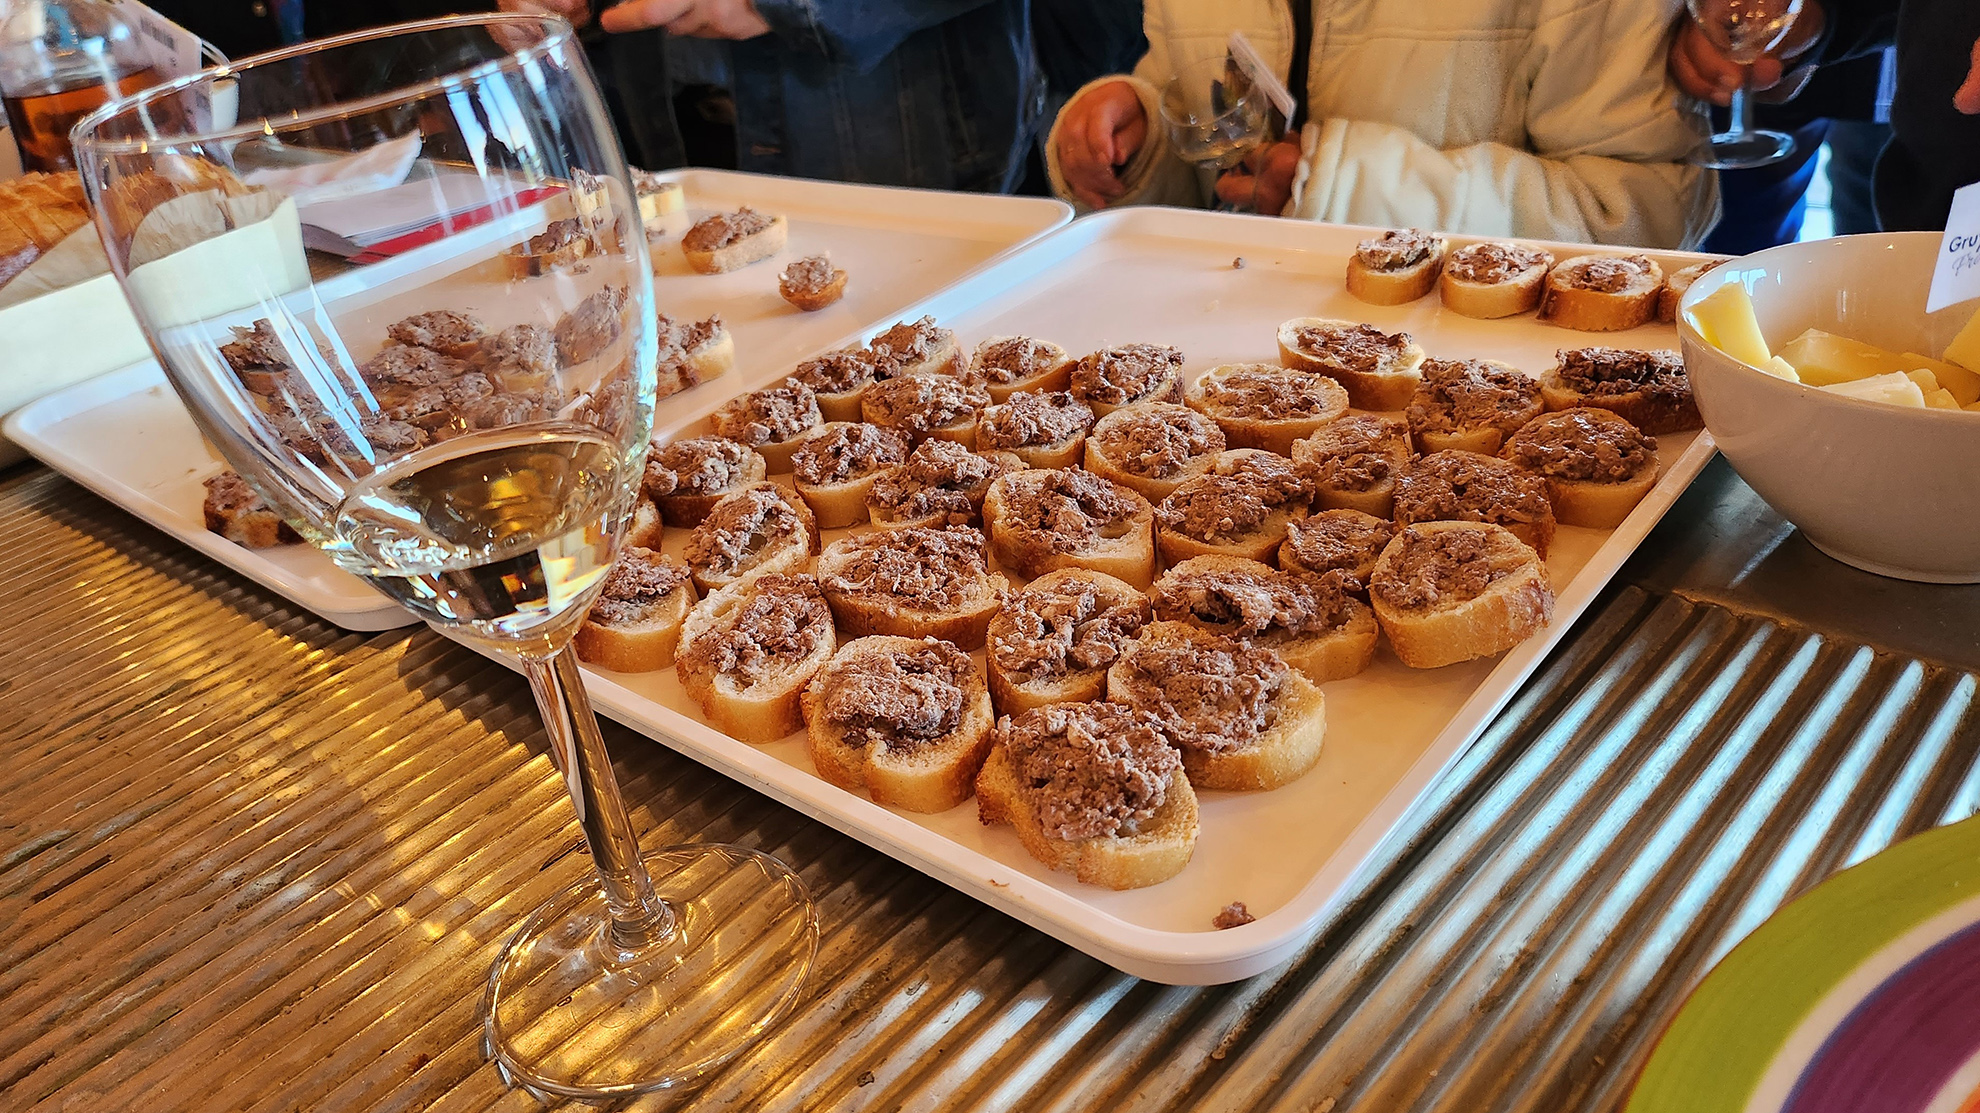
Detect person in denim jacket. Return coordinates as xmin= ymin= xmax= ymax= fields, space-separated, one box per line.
xmin=503 ymin=0 xmax=1044 ymax=193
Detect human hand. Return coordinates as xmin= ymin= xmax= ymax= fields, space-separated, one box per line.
xmin=1956 ymin=39 xmax=1980 ymax=114
xmin=1667 ymin=0 xmax=1825 ymax=107
xmin=1054 ymin=80 xmax=1148 ymax=210
xmin=1213 ymin=139 xmax=1301 ymax=216
xmin=599 ymin=0 xmax=769 ymax=38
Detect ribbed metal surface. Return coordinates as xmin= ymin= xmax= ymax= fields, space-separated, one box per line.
xmin=4 ymin=462 xmax=1978 ymax=1113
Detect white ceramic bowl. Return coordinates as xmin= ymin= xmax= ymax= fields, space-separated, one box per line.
xmin=1678 ymin=232 xmax=1980 ymax=584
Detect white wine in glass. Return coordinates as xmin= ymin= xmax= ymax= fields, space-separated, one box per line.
xmin=72 ymin=15 xmax=817 ymax=1099
xmin=1686 ymin=0 xmax=1806 ymax=169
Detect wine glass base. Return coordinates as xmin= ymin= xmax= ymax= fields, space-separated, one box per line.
xmin=482 ymin=845 xmax=818 ymax=1099
xmin=1694 ymin=128 xmax=1798 ymax=170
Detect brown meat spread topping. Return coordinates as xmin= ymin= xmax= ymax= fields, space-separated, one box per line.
xmin=1446 ymin=242 xmax=1549 ymax=285
xmin=1199 ymin=366 xmax=1344 ymax=421
xmin=362 ymin=343 xmax=468 ymax=388
xmin=647 ymin=436 xmax=752 ymax=498
xmin=997 ymin=469 xmax=1145 ymax=556
xmin=712 ymin=381 xmax=821 ymax=447
xmin=869 ymin=316 xmax=951 ymax=363
xmin=1504 ymin=409 xmax=1657 ymax=482
xmin=685 ymin=573 xmax=832 ymax=684
xmin=1113 ymin=625 xmax=1287 ymax=755
xmin=780 ymin=255 xmax=837 ymax=295
xmin=1213 ymin=902 xmax=1256 ymax=929
xmin=684 ymin=485 xmax=808 ymax=578
xmin=792 ymin=422 xmax=911 ymax=486
xmin=555 ymin=286 xmax=628 ymax=365
xmin=989 ymin=578 xmax=1151 ymax=683
xmin=972 ymin=336 xmax=1063 ymax=384
xmin=1283 ymin=513 xmax=1395 ymax=583
xmin=1153 ymin=563 xmax=1356 ymax=638
xmin=1355 ymin=228 xmax=1438 ymax=271
xmin=475 ymin=324 xmax=560 ymax=382
xmin=1554 ymin=347 xmax=1690 ymax=403
xmin=388 ymin=310 xmax=485 ymax=354
xmin=1395 ymin=451 xmax=1552 ymax=527
xmin=1563 ymin=254 xmax=1654 ymax=293
xmin=1372 ymin=526 xmax=1533 ymax=610
xmin=590 ymin=547 xmax=692 ymax=624
xmin=867 ymin=439 xmax=1009 ymax=524
xmin=682 ymin=207 xmax=773 ymax=252
xmin=524 ymin=217 xmax=587 ymax=254
xmin=1290 ymin=323 xmax=1413 ymax=375
xmin=863 ymin=374 xmax=989 ymax=435
xmin=220 ymin=320 xmax=292 ymax=373
xmin=1071 ymin=344 xmax=1185 ymax=406
xmin=656 ymin=311 xmax=725 ymax=354
xmin=202 ymin=469 xmax=268 ymax=513
xmin=1093 ymin=405 xmax=1226 ymax=479
xmin=1001 ymin=702 xmax=1179 ymax=841
xmin=1407 ymin=359 xmax=1541 ymax=435
xmin=460 ymin=390 xmax=560 ymax=429
xmin=976 ymin=390 xmax=1094 ymax=449
xmin=792 ymin=347 xmax=882 ymax=395
xmin=821 ymin=527 xmax=988 ymax=611
xmin=820 ymin=638 xmax=971 ymax=751
xmin=1156 ymin=454 xmax=1308 ymax=542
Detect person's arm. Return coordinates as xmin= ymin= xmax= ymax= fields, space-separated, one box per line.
xmin=741 ymin=0 xmax=999 ymax=70
xmin=1285 ymin=0 xmax=1714 ymax=248
xmin=1044 ymin=3 xmax=1215 ymax=213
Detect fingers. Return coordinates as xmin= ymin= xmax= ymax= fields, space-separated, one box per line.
xmin=599 ymin=0 xmax=691 ymax=32
xmin=1253 ymin=141 xmax=1301 ymax=215
xmin=1054 ymin=85 xmax=1141 ymax=208
xmin=1748 ymin=57 xmax=1784 ymax=92
xmin=1669 ymin=24 xmax=1743 ymax=106
xmin=1958 ymin=38 xmax=1980 ymax=115
xmin=1085 ymin=104 xmax=1121 ymax=169
xmin=1213 ymin=168 xmax=1254 ymax=208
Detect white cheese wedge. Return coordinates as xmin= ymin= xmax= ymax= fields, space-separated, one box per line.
xmin=1762 ymin=356 xmax=1801 ymax=382
xmin=1776 ymin=329 xmax=1917 ymax=386
xmin=1820 ymin=371 xmax=1926 ymax=407
xmin=1688 ymin=283 xmax=1771 ymax=368
xmin=1943 ymin=304 xmax=1980 ymax=376
xmin=1902 ymin=351 xmax=1980 ymax=405
xmin=1924 ymin=388 xmax=1961 ymax=409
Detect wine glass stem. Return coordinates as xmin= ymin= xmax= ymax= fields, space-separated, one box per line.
xmin=1727 ymin=78 xmax=1756 ymax=140
xmin=523 ymin=645 xmax=675 ymax=950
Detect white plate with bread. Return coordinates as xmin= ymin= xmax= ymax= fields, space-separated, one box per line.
xmin=547 ymin=207 xmax=1722 ymax=985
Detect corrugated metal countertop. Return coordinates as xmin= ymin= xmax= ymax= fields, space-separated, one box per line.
xmin=3 ymin=456 xmax=1977 ymax=1112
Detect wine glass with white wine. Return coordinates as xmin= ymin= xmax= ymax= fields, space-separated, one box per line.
xmin=72 ymin=15 xmax=817 ymax=1100
xmin=1158 ymin=51 xmax=1277 ymax=213
xmin=1686 ymin=0 xmax=1807 ymax=169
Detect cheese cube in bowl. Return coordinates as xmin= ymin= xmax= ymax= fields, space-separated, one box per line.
xmin=1677 ymin=232 xmax=1980 ymax=583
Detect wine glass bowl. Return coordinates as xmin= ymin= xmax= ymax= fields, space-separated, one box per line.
xmin=71 ymin=15 xmax=816 ymax=1097
xmin=1158 ymin=52 xmax=1275 ymax=209
xmin=1685 ymin=0 xmax=1806 ymax=169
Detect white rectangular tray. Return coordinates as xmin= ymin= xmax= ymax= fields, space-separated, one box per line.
xmin=580 ymin=206 xmax=1719 ymax=984
xmin=2 ymin=173 xmax=1071 ymax=631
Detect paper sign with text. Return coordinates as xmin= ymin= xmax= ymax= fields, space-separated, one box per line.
xmin=1927 ymin=180 xmax=1980 ymax=313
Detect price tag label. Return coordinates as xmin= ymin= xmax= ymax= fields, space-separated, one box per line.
xmin=1927 ymin=179 xmax=1980 ymax=313
xmin=111 ymin=0 xmax=208 ymax=78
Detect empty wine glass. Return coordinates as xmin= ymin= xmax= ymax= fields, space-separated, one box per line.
xmin=1158 ymin=51 xmax=1276 ymax=212
xmin=1686 ymin=0 xmax=1807 ymax=169
xmin=71 ymin=15 xmax=816 ymax=1099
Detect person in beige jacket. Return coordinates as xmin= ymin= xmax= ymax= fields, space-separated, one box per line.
xmin=1050 ymin=0 xmax=1717 ymax=249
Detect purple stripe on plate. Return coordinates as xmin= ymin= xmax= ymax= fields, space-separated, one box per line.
xmin=1781 ymin=919 xmax=1980 ymax=1113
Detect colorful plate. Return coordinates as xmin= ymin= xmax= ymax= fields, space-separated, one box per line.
xmin=1630 ymin=812 xmax=1980 ymax=1113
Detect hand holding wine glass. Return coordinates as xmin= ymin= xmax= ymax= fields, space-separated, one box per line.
xmin=1683 ymin=0 xmax=1808 ymax=168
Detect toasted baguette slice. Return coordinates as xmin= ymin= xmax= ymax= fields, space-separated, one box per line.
xmin=1501 ymin=408 xmax=1661 ymax=529
xmin=1152 ymin=555 xmax=1378 ymax=684
xmin=507 ymin=217 xmax=592 ymax=277
xmin=1070 ymin=343 xmax=1187 ymax=418
xmin=816 ymin=527 xmax=1008 ymax=649
xmin=984 ymin=468 xmax=1158 ymax=589
xmin=631 ymin=170 xmax=688 ymax=237
xmin=1186 ymin=363 xmax=1350 ymax=456
xmin=1279 ymin=509 xmax=1396 ymax=588
xmin=573 ymin=549 xmax=696 ymax=672
xmin=676 ymin=573 xmax=837 ymax=742
xmin=867 ymin=315 xmax=966 ymax=378
xmin=1657 ymin=260 xmax=1720 ymax=323
xmin=682 ymin=209 xmax=787 ymax=274
xmin=801 ymin=636 xmax=994 ymax=812
xmin=974 ymin=390 xmax=1094 ymax=469
xmin=779 ymin=255 xmax=847 ymax=311
xmin=1539 ymin=347 xmax=1700 ymax=435
xmin=656 ymin=314 xmax=734 ymax=396
xmin=202 ymin=470 xmax=300 ymax=548
xmin=1291 ymin=416 xmax=1414 ymax=518
xmin=683 ymin=482 xmax=820 ymax=594
xmin=1154 ymin=449 xmax=1312 ymax=566
xmin=1083 ymin=402 xmax=1227 ymax=503
xmin=972 ymin=336 xmax=1073 ymax=403
xmin=1107 ymin=622 xmax=1328 ymax=792
xmin=646 ymin=438 xmax=769 ymax=527
xmin=1345 ymin=228 xmax=1446 ymax=305
xmin=1440 ymin=241 xmax=1553 ymax=319
xmin=1395 ymin=450 xmax=1557 ymax=559
xmin=1540 ymin=254 xmax=1665 ymax=332
xmin=1275 ymin=318 xmax=1427 ymax=411
xmin=975 ymin=715 xmax=1199 ymax=890
xmin=861 ymin=372 xmax=989 ymax=447
xmin=1406 ymin=358 xmax=1544 ymax=456
xmin=625 ymin=496 xmax=663 ymax=550
xmin=985 ymin=568 xmax=1151 ymax=717
xmin=790 ymin=422 xmax=912 ymax=528
xmin=1369 ymin=522 xmax=1554 ymax=668
xmin=709 ymin=381 xmax=823 ymax=473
